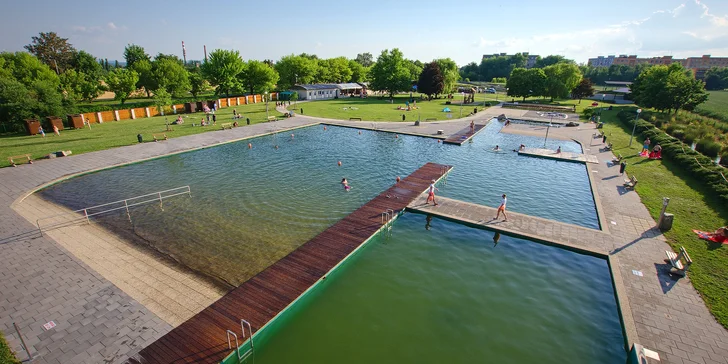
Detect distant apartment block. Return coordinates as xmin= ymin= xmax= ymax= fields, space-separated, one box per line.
xmin=588 ymin=54 xmax=728 ymax=78
xmin=482 ymin=52 xmax=540 ymax=68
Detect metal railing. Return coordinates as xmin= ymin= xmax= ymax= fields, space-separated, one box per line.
xmin=35 ymin=186 xmax=191 ymax=235
xmin=226 ymin=319 xmax=255 ymax=363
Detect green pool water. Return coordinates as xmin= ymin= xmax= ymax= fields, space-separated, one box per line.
xmin=39 ymin=122 xmax=599 ymax=288
xmin=244 ymin=214 xmax=625 ymax=364
xmin=248 ymin=213 xmax=626 ymax=364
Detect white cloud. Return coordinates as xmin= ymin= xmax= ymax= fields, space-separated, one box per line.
xmin=107 ymin=22 xmax=117 ymax=30
xmin=474 ymin=0 xmax=728 ymax=63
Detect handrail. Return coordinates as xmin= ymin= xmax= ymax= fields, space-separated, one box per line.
xmin=226 ymin=330 xmax=240 ymax=360
xmin=35 ymin=186 xmax=191 ymax=235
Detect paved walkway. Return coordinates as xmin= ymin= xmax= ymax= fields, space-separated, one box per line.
xmin=502 ymin=122 xmax=728 ymax=364
xmin=2 ymin=105 xmax=726 ymax=363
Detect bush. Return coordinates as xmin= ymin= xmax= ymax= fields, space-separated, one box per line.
xmin=684 ymin=133 xmax=698 ymax=145
xmin=696 ymin=139 xmax=723 ymax=158
xmin=0 ymin=333 xmax=20 ymax=364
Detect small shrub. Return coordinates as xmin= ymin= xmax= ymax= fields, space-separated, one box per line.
xmin=684 ymin=133 xmax=698 ymax=145
xmin=696 ymin=139 xmax=723 ymax=158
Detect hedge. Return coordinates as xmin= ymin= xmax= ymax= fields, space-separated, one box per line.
xmin=616 ymin=110 xmax=728 ymax=204
xmin=0 ymin=332 xmax=21 ymax=364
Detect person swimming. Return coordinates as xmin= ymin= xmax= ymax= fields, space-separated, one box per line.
xmin=341 ymin=178 xmax=351 ymax=191
xmin=493 ymin=145 xmax=501 ymax=151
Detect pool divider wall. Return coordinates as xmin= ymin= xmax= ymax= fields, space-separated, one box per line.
xmin=219 ymin=169 xmax=453 ymax=364
xmin=572 ymin=138 xmax=609 ymax=232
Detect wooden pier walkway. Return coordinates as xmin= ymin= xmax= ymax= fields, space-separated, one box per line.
xmin=518 ymin=147 xmax=599 ymax=164
xmin=443 ymin=123 xmax=486 ymax=145
xmin=125 ymin=162 xmax=452 ymax=364
xmin=407 ymin=195 xmax=609 ymax=255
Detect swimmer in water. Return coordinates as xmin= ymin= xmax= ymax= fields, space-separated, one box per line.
xmin=556 ymin=146 xmax=562 ymax=154
xmin=341 ymin=178 xmax=351 ymax=191
xmin=493 ymin=145 xmax=501 ymax=151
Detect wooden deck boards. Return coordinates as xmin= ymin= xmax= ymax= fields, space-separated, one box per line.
xmin=443 ymin=123 xmax=486 ymax=145
xmin=518 ymin=147 xmax=599 ymax=164
xmin=125 ymin=162 xmax=451 ymax=364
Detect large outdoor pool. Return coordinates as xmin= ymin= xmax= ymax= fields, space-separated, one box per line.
xmin=39 ymin=122 xmax=598 ymax=287
xmin=246 ymin=214 xmax=626 ymax=364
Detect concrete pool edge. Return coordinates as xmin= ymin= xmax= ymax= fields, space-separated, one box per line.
xmin=404 ymin=208 xmax=638 ymax=353
xmin=573 ymin=138 xmax=609 ymax=233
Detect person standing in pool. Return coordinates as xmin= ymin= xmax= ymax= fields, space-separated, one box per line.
xmin=495 ymin=194 xmax=508 ymax=221
xmin=426 ymin=179 xmax=439 ymax=206
xmin=341 ymin=178 xmax=351 ymax=191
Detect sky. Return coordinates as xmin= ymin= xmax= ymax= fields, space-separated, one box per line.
xmin=1 ymin=0 xmax=727 ymax=66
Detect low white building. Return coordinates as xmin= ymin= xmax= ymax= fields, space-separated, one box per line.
xmin=291 ymin=84 xmax=340 ymax=100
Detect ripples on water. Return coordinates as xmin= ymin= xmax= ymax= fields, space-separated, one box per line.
xmin=39 ymin=122 xmax=598 ymax=287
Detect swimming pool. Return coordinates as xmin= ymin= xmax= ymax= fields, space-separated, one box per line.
xmin=235 ymin=214 xmax=626 ymax=364
xmin=38 ymin=122 xmax=598 ymax=288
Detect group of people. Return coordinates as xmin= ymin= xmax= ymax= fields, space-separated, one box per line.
xmin=641 ymin=138 xmax=662 ymax=159
xmin=37 ymin=125 xmax=61 ymax=137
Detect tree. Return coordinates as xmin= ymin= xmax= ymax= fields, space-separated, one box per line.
xmin=60 ymin=69 xmax=103 ymax=102
xmin=417 ymin=62 xmax=444 ymax=99
xmin=318 ymin=57 xmax=352 ymax=83
xmin=534 ymin=55 xmax=573 ymax=68
xmin=105 ymin=68 xmax=139 ymax=104
xmin=152 ymin=88 xmax=172 ymax=116
xmin=123 ymin=44 xmax=150 ymax=69
xmin=404 ymin=59 xmax=423 ymax=81
xmin=152 ymin=58 xmax=191 ymax=97
xmin=434 ymin=58 xmax=459 ymax=93
xmin=369 ymin=49 xmax=413 ymax=97
xmin=201 ymin=49 xmax=244 ymax=96
xmin=478 ymin=53 xmax=527 ymax=82
xmin=506 ymin=68 xmax=546 ymax=100
xmin=71 ymin=50 xmax=103 ymax=78
xmin=704 ymin=67 xmax=728 ymax=91
xmin=631 ymin=63 xmax=708 ymax=114
xmin=188 ymin=69 xmax=206 ymax=98
xmin=131 ymin=59 xmax=154 ymax=97
xmin=571 ymin=78 xmax=595 ymax=103
xmin=240 ymin=60 xmax=279 ymax=95
xmin=543 ymin=63 xmax=582 ymax=101
xmin=348 ymin=60 xmax=368 ymax=82
xmin=0 ymin=52 xmax=60 ymax=88
xmin=275 ymin=54 xmax=319 ymax=89
xmin=154 ymin=53 xmax=184 ymax=65
xmin=354 ymin=52 xmax=374 ymax=67
xmin=24 ymin=32 xmax=76 ymax=74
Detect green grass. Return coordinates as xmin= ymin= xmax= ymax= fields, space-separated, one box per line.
xmin=695 ymin=90 xmax=728 ymax=122
xmin=0 ymin=332 xmax=21 ymax=364
xmin=0 ymin=102 xmax=284 ymax=168
xmin=289 ymin=94 xmax=496 ymax=122
xmin=601 ymin=108 xmax=728 ymax=328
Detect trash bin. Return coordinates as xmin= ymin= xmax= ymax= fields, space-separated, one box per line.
xmin=137 ymin=134 xmax=143 ymax=143
xmin=659 ymin=213 xmax=674 ymax=231
xmin=246 ymin=118 xmax=250 ymax=125
xmin=474 ymin=107 xmax=477 ymax=114
xmin=402 ymin=114 xmax=405 ymax=121
xmin=414 ymin=121 xmax=420 ymax=126
xmin=300 ymin=108 xmax=303 ymax=114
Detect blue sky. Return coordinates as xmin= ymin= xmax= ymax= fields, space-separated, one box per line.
xmin=1 ymin=0 xmax=726 ymax=66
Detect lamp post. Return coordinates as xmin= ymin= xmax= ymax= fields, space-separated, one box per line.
xmin=460 ymin=92 xmax=465 ymax=118
xmin=265 ymin=91 xmax=269 ymax=120
xmin=544 ymin=116 xmax=553 ymax=147
xmin=629 ymin=108 xmax=642 ymax=147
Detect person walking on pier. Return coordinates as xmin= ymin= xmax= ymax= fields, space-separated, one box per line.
xmin=426 ymin=180 xmax=439 ymax=206
xmin=495 ymin=194 xmax=508 ymax=221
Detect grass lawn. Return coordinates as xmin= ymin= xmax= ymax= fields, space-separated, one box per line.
xmin=0 ymin=102 xmax=284 ymax=168
xmin=0 ymin=332 xmax=20 ymax=364
xmin=77 ymin=91 xmax=217 ymax=109
xmin=289 ymin=94 xmax=496 ymax=122
xmin=695 ymin=90 xmax=728 ymax=121
xmin=601 ymin=107 xmax=728 ymax=328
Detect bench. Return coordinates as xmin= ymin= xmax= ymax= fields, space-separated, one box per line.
xmin=665 ymin=246 xmax=692 ymax=276
xmin=152 ymin=133 xmax=168 ymax=142
xmin=611 ymin=153 xmax=623 ymax=163
xmin=623 ymin=175 xmax=638 ymax=189
xmin=593 ymin=131 xmax=603 ymax=139
xmin=437 ymin=130 xmax=444 ymax=135
xmin=349 ymin=117 xmax=362 ymax=121
xmin=267 ymin=116 xmax=278 ymax=122
xmin=9 ymin=154 xmax=33 ymax=167
xmin=221 ymin=122 xmax=233 ymax=130
xmin=604 ymin=142 xmax=613 ymax=151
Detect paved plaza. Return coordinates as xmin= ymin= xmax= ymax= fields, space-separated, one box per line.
xmin=1 ymin=106 xmax=727 ymax=363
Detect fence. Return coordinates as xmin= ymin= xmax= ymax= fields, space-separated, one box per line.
xmin=65 ymin=92 xmax=280 ymax=127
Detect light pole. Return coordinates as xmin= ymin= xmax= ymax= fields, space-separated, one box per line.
xmin=629 ymin=108 xmax=642 ymax=147
xmin=265 ymin=91 xmax=269 ymax=120
xmin=544 ymin=116 xmax=553 ymax=147
xmin=460 ymin=92 xmax=465 ymax=118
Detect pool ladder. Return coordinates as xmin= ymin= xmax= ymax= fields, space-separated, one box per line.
xmin=381 ymin=208 xmax=395 ymax=237
xmin=226 ymin=319 xmax=255 ymax=363
xmin=440 ymin=165 xmax=450 ymax=186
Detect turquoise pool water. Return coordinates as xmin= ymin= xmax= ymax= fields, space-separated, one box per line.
xmin=248 ymin=214 xmax=625 ymax=364
xmin=39 ymin=122 xmax=598 ymax=287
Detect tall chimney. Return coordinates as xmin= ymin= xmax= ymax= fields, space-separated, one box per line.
xmin=204 ymin=45 xmax=208 ymax=62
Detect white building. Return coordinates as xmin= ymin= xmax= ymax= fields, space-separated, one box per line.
xmin=291 ymin=84 xmax=340 ymax=100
